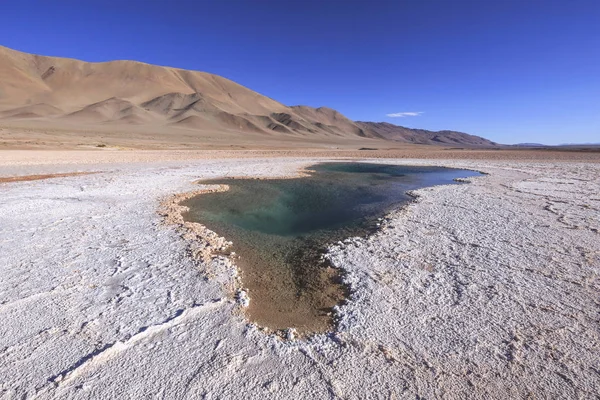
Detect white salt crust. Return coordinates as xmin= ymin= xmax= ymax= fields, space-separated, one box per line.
xmin=0 ymin=158 xmax=598 ymax=399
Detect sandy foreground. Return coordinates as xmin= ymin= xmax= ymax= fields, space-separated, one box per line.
xmin=0 ymin=152 xmax=599 ymax=399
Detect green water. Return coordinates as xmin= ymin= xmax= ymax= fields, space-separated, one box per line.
xmin=184 ymin=162 xmax=479 ymax=241
xmin=181 ymin=163 xmax=480 ymax=331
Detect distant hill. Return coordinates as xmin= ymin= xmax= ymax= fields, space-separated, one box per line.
xmin=356 ymin=122 xmax=497 ymax=146
xmin=559 ymin=143 xmax=600 ymax=146
xmin=513 ymin=143 xmax=548 ymax=147
xmin=513 ymin=143 xmax=600 ymax=148
xmin=0 ymin=45 xmax=496 ymax=147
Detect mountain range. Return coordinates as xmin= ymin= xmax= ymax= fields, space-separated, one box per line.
xmin=0 ymin=45 xmax=496 ymax=148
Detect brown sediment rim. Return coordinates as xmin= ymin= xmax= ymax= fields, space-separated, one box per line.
xmin=159 ymin=184 xmax=233 ymax=264
xmin=158 ymin=166 xmax=315 ymax=263
xmin=0 ymin=172 xmax=98 ymax=183
xmin=159 ymin=165 xmax=347 ymax=338
xmin=160 ymin=182 xmax=347 ymax=339
xmin=160 ymin=163 xmax=483 ymax=337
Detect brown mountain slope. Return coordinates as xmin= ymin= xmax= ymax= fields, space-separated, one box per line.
xmin=0 ymin=45 xmax=386 ymax=141
xmin=356 ymin=122 xmax=497 ymax=146
xmin=0 ymin=45 xmax=288 ymax=115
xmin=290 ymin=106 xmax=381 ymax=138
xmin=0 ymin=45 xmax=496 ymax=148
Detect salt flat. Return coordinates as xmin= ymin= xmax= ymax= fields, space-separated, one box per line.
xmin=0 ymin=157 xmax=598 ymax=399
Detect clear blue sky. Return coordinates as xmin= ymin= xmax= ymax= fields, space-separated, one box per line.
xmin=1 ymin=0 xmax=599 ymax=144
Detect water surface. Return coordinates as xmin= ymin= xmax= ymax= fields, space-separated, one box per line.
xmin=182 ymin=163 xmax=480 ymax=333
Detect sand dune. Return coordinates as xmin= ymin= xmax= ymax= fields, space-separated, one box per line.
xmin=0 ymin=45 xmax=496 ymax=148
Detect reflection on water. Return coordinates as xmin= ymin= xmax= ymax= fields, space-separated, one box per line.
xmin=182 ymin=163 xmax=480 ymax=334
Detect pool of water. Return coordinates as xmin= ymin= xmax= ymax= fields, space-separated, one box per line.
xmin=181 ymin=163 xmax=481 ymax=334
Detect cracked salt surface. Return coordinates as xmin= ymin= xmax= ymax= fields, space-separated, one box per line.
xmin=0 ymin=158 xmax=599 ymax=399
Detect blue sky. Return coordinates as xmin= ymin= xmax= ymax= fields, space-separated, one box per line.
xmin=1 ymin=0 xmax=599 ymax=144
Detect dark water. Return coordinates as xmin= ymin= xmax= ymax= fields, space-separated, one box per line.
xmin=181 ymin=163 xmax=480 ymax=332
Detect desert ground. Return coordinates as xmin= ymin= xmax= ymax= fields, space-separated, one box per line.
xmin=1 ymin=148 xmax=599 ymax=399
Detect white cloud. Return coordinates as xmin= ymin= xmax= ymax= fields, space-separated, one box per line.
xmin=386 ymin=111 xmax=424 ymax=118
